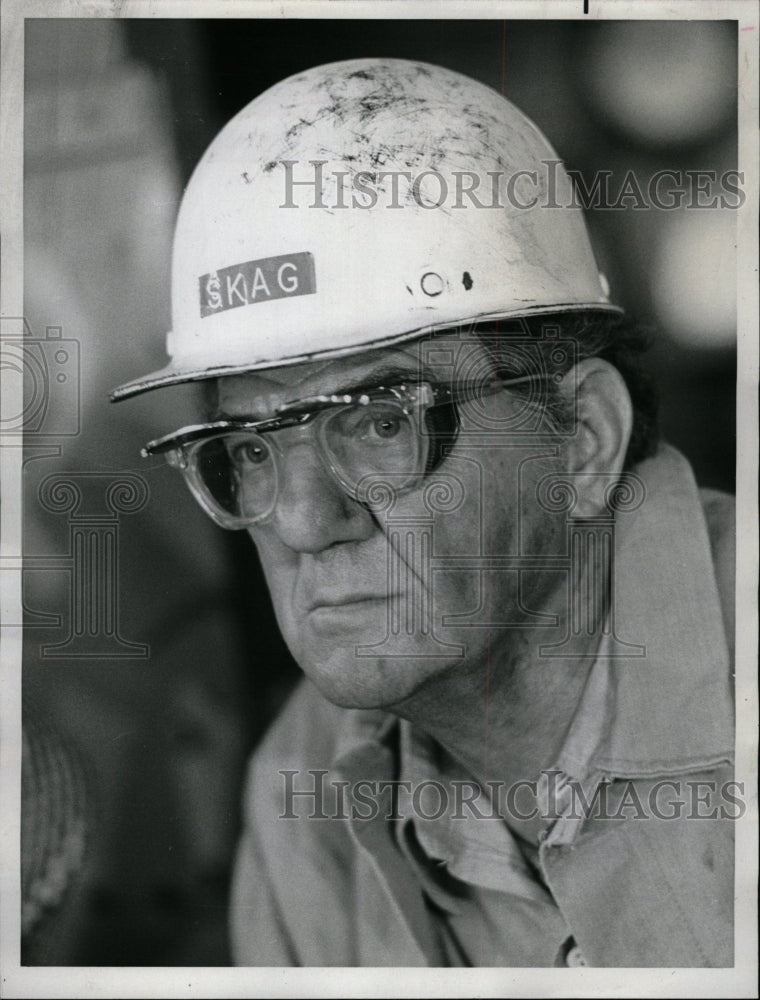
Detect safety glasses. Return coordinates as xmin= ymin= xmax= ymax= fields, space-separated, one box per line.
xmin=143 ymin=375 xmax=544 ymax=529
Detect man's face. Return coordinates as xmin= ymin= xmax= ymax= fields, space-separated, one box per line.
xmin=214 ymin=336 xmax=569 ymax=710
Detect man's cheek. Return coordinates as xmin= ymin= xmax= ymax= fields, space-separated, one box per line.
xmin=247 ymin=528 xmax=296 ymax=586
xmin=393 ymin=483 xmax=484 ymax=557
xmin=432 ymin=568 xmax=487 ymax=618
xmin=246 ymin=538 xmax=298 ymax=634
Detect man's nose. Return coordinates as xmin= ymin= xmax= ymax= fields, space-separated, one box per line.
xmin=270 ymin=441 xmax=375 ymax=553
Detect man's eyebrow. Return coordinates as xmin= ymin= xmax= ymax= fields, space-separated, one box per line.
xmin=300 ymin=362 xmax=437 ymax=400
xmin=211 ymin=362 xmax=437 ymax=420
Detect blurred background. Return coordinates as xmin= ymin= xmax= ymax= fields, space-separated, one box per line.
xmin=20 ymin=18 xmax=737 ymax=964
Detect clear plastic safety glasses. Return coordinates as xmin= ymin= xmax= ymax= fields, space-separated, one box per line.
xmin=142 ymin=376 xmax=542 ymax=529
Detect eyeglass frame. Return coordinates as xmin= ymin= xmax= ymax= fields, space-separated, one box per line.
xmin=142 ymin=373 xmax=550 ymax=529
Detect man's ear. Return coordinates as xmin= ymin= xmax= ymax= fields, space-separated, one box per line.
xmin=558 ymin=358 xmax=633 ymax=517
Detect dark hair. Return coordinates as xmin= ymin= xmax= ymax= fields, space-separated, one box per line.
xmin=474 ymin=311 xmax=660 ymax=470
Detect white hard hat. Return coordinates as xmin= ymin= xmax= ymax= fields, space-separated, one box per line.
xmin=112 ymin=58 xmax=618 ymax=402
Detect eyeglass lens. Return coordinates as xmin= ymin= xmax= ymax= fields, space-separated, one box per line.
xmin=190 ymin=398 xmax=427 ymax=524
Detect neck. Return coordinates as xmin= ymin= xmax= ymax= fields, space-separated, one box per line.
xmin=390 ymin=574 xmax=606 ymax=843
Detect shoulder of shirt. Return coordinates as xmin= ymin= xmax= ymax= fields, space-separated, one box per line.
xmin=698 ymin=486 xmax=735 ymax=556
xmin=698 ymin=486 xmax=735 ymax=658
xmin=257 ymin=678 xmax=356 ymax=761
xmin=242 ymin=679 xmax=391 ymax=809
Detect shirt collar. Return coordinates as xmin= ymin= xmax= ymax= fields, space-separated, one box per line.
xmin=396 ymin=718 xmax=552 ymax=903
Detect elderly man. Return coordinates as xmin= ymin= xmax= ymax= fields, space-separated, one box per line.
xmin=112 ymin=59 xmax=735 ymax=967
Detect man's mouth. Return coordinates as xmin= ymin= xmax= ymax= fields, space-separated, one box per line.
xmin=307 ymin=593 xmax=399 ymax=613
xmin=304 ymin=594 xmax=402 ymax=635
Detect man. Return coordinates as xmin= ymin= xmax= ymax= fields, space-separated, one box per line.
xmin=112 ymin=59 xmax=735 ymax=967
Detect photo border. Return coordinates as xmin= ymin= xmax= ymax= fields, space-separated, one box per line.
xmin=1 ymin=1 xmax=757 ymax=997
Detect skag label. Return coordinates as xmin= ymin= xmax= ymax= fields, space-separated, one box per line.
xmin=199 ymin=252 xmax=315 ymax=318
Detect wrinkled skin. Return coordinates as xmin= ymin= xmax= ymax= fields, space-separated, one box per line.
xmin=214 ymin=337 xmax=572 ymax=713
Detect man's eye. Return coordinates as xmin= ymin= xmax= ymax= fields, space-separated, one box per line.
xmin=231 ymin=438 xmax=269 ymax=465
xmin=350 ymin=407 xmax=407 ymax=443
xmin=371 ymin=415 xmax=402 ymax=439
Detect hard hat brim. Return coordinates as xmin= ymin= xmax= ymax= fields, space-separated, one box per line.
xmin=110 ymin=302 xmax=623 ymax=402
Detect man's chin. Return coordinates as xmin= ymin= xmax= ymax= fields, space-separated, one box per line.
xmin=294 ymin=647 xmax=455 ymax=712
